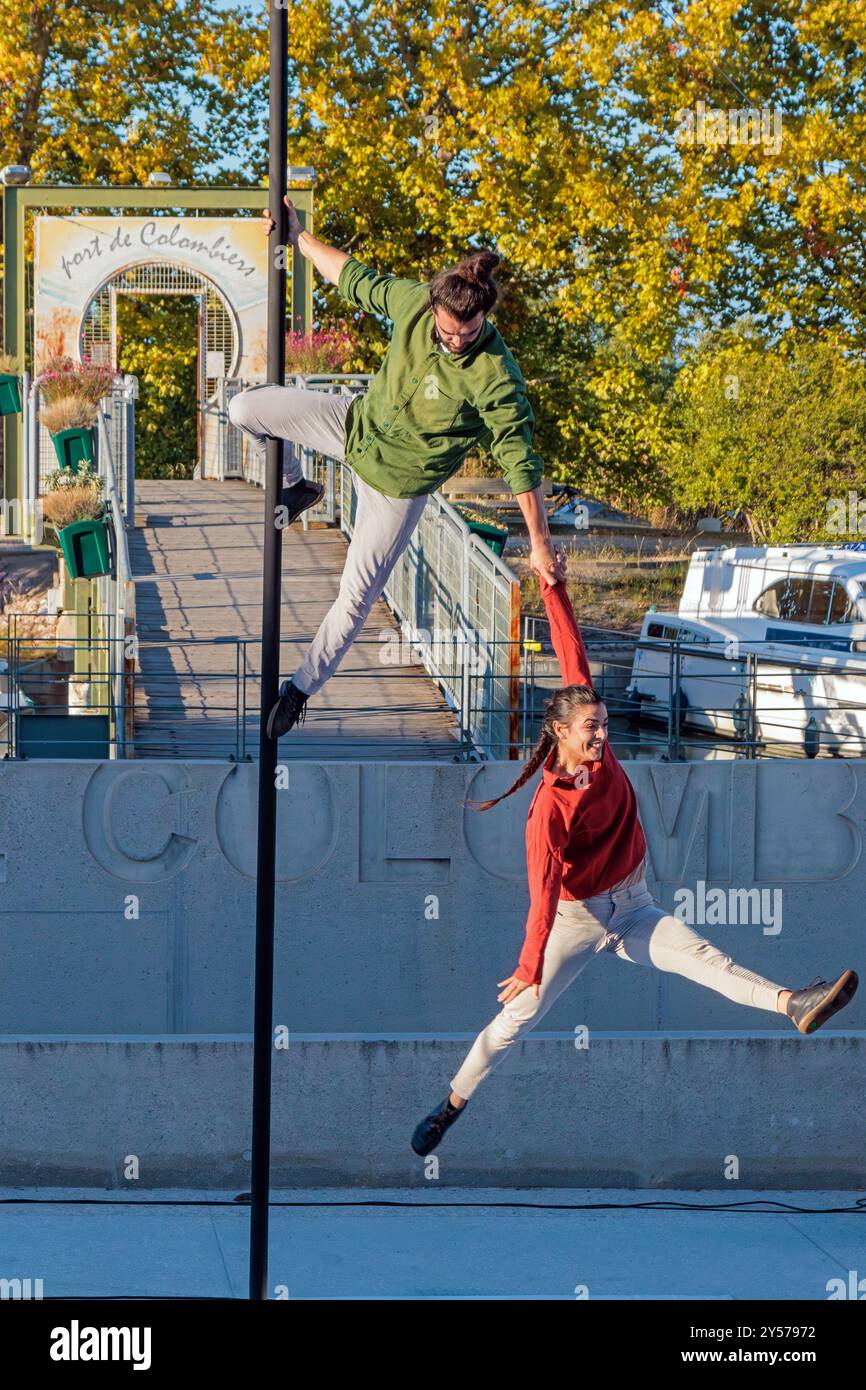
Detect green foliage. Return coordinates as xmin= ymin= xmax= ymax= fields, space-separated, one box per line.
xmin=668 ymin=330 xmax=866 ymax=542
xmin=115 ymin=296 xmax=198 ymax=479
xmin=45 ymin=462 xmax=103 ymax=496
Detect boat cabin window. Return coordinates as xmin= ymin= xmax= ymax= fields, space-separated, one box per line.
xmin=828 ymin=583 xmax=857 ymax=623
xmin=753 ymin=578 xmax=856 ymax=625
xmin=646 ymin=622 xmax=711 ymax=643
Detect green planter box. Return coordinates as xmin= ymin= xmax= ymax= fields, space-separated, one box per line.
xmin=57 ymin=517 xmax=111 ymax=579
xmin=16 ymin=712 xmax=110 ymax=759
xmin=50 ymin=426 xmax=95 ymax=471
xmin=456 ymin=509 xmax=509 ymax=557
xmin=0 ymin=373 xmax=21 ymax=416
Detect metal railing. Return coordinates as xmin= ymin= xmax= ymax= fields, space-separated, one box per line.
xmin=5 ymin=619 xmax=866 ymax=761
xmin=4 ymin=382 xmax=137 ymax=757
xmin=1 ymin=632 xmax=513 ymax=761
xmin=624 ymin=632 xmax=866 ymax=760
xmin=522 ymin=617 xmax=866 ymax=760
xmin=94 ymin=407 xmax=136 ymax=754
xmin=216 ymin=377 xmax=248 ymax=483
xmin=340 ymin=464 xmax=522 ymax=758
xmin=1 ymin=623 xmax=117 ymax=758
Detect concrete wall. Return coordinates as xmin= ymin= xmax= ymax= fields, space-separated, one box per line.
xmin=1 ymin=1034 xmax=862 ymax=1189
xmin=0 ymin=758 xmax=863 ymax=1034
xmin=1 ymin=757 xmax=863 ymax=1188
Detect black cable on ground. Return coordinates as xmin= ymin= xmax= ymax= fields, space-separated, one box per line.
xmin=1 ymin=1195 xmax=864 ymax=1214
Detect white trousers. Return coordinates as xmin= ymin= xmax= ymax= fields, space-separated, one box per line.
xmin=449 ymin=867 xmax=785 ymax=1101
xmin=228 ymin=383 xmax=428 ymax=697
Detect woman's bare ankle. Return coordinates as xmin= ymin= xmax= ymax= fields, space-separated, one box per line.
xmin=449 ymin=1090 xmax=467 ymax=1108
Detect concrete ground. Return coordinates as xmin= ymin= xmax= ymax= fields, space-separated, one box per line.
xmin=1 ymin=1188 xmax=861 ymax=1300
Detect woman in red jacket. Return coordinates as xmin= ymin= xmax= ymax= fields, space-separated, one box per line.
xmin=411 ymin=571 xmax=859 ymax=1156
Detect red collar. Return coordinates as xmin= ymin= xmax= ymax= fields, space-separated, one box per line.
xmin=541 ymin=743 xmax=604 ymax=788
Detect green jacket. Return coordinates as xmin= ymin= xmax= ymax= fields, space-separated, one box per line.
xmin=337 ymin=256 xmax=544 ymax=499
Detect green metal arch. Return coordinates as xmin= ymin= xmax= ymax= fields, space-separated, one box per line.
xmin=1 ymin=184 xmax=314 ymax=506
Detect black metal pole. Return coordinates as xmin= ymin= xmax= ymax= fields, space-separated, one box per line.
xmin=249 ymin=0 xmax=288 ymax=1302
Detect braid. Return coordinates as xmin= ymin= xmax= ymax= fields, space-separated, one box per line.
xmin=463 ymin=727 xmax=554 ymax=812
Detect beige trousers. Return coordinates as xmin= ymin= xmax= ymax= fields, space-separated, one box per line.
xmin=450 ymin=859 xmax=784 ymax=1100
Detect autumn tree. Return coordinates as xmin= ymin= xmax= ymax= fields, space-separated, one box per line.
xmin=4 ymin=1 xmax=866 ymax=506
xmin=202 ymin=1 xmax=866 ymax=507
xmin=0 ymin=0 xmax=263 ymax=185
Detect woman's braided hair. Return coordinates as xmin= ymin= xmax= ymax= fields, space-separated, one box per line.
xmin=465 ymin=683 xmax=604 ymax=812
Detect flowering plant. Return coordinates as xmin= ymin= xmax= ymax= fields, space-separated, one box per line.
xmin=285 ymin=317 xmax=359 ymax=374
xmin=39 ymin=354 xmax=117 ymax=406
xmin=42 ymin=464 xmax=105 ymax=533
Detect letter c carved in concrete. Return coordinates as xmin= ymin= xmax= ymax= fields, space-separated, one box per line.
xmin=82 ymin=765 xmax=198 ymax=882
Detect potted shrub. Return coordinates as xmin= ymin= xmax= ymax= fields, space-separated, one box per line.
xmin=38 ymin=354 xmax=115 ymax=466
xmin=40 ymin=394 xmax=99 ymax=470
xmin=41 ymin=466 xmax=111 ymax=579
xmin=0 ymin=352 xmax=21 ymax=416
xmin=453 ymin=503 xmax=509 ymax=557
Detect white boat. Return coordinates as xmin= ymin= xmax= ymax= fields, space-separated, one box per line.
xmin=625 ymin=542 xmax=866 ymax=756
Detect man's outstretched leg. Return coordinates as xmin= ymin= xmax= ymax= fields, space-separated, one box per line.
xmin=228 ymin=384 xmax=352 ymax=522
xmin=267 ymin=475 xmax=428 ymax=738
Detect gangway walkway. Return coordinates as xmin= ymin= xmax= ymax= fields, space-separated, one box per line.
xmin=128 ymin=479 xmax=461 ymax=759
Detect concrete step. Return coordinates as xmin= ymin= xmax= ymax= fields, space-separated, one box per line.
xmin=1 ymin=1032 xmax=862 ymax=1190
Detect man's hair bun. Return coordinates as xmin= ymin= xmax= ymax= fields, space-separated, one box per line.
xmin=458 ymin=250 xmax=500 ymax=284
xmin=427 ymin=247 xmax=502 ymax=322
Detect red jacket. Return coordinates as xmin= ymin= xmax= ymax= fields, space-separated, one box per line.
xmin=514 ymin=577 xmax=647 ymax=984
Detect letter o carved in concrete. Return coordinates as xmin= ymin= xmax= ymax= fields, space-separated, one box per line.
xmin=215 ymin=763 xmax=338 ymax=881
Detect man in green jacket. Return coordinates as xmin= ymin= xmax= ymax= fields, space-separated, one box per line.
xmin=228 ymin=196 xmax=564 ymax=739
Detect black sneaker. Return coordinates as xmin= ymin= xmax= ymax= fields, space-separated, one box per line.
xmin=281 ymin=477 xmax=324 ymax=525
xmin=266 ymin=679 xmax=308 ymax=740
xmin=786 ymin=969 xmax=858 ymax=1034
xmin=411 ymin=1095 xmax=468 ymax=1157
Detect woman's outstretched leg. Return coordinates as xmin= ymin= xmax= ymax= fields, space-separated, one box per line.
xmin=607 ymin=901 xmax=858 ymax=1032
